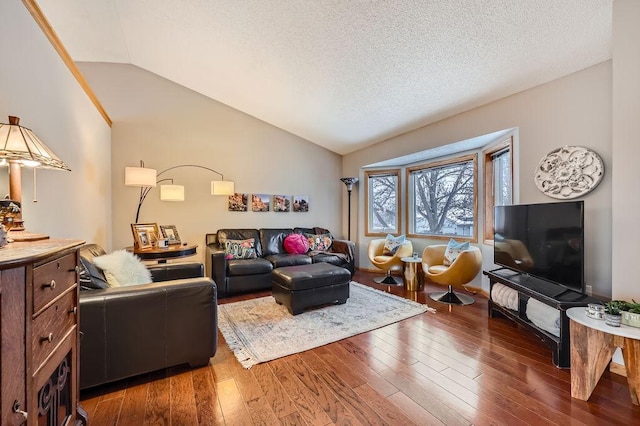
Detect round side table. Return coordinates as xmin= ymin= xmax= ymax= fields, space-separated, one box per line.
xmin=401 ymin=257 xmax=424 ymax=291
xmin=126 ymin=243 xmax=198 ymax=263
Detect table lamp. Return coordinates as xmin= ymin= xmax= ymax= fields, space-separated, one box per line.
xmin=0 ymin=116 xmax=70 ymax=241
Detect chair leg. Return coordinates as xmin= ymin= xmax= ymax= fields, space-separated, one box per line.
xmin=373 ymin=270 xmax=402 ymax=285
xmin=430 ymin=285 xmax=474 ymax=305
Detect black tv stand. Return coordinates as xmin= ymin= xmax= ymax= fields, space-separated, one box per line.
xmin=484 ymin=268 xmax=601 ymax=368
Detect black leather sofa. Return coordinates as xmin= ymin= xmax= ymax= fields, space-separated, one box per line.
xmin=206 ymin=227 xmax=355 ymax=298
xmin=78 ymin=244 xmax=218 ymax=390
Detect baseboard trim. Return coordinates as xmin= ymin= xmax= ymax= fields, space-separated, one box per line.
xmin=357 ymin=267 xmax=401 ymax=276
xmin=610 ymin=361 xmax=627 ymax=377
xmin=356 ymin=267 xmax=489 ymax=299
xmin=463 ymin=285 xmax=489 ymax=299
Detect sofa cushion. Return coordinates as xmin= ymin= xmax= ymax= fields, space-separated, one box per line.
xmin=265 ymin=253 xmax=312 ymax=268
xmin=260 ymin=228 xmax=293 ymax=256
xmin=79 ymin=245 xmax=110 ymax=290
xmin=217 ymin=229 xmax=262 ymax=257
xmin=310 ymin=252 xmax=349 ymax=267
xmin=227 ymin=257 xmax=273 ymax=276
xmin=224 ymin=238 xmax=257 ymax=259
xmin=284 ymin=233 xmax=309 ymax=254
xmin=294 ymin=227 xmax=315 ymax=235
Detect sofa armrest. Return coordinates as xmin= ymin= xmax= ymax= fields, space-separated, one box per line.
xmin=331 ymin=239 xmax=355 ymax=260
xmin=79 ymin=277 xmax=217 ymax=390
xmin=147 ymin=262 xmax=204 ymax=282
xmin=331 ymin=239 xmax=356 ymax=275
xmin=208 ymin=248 xmax=229 ymax=294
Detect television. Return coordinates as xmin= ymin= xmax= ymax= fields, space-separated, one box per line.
xmin=494 ymin=201 xmax=584 ymax=293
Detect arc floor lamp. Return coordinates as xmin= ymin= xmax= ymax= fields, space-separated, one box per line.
xmin=125 ymin=161 xmax=235 ymax=223
xmin=340 ymin=177 xmax=358 ymax=240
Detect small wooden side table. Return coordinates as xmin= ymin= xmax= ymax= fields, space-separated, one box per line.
xmin=126 ymin=243 xmax=198 ymax=263
xmin=401 ymin=257 xmax=424 ymax=291
xmin=566 ymin=307 xmax=640 ymax=405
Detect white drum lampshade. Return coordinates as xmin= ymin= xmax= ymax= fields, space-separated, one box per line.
xmin=125 ymin=166 xmax=157 ymax=187
xmin=211 ymin=180 xmax=234 ymax=195
xmin=160 ymin=184 xmax=185 ymax=201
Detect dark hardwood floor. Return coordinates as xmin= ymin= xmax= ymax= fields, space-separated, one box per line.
xmin=80 ymin=271 xmax=640 ymax=425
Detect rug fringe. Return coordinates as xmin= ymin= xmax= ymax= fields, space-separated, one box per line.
xmin=217 ymin=309 xmax=257 ymax=369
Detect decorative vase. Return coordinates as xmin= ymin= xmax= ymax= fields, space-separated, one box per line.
xmin=621 ymin=311 xmax=640 ymax=328
xmin=605 ymin=313 xmax=622 ymax=327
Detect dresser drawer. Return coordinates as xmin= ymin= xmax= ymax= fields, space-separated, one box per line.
xmin=31 ymin=289 xmax=77 ymax=370
xmin=33 ymin=252 xmax=77 ymax=314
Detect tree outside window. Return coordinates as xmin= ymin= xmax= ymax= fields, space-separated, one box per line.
xmin=366 ymin=170 xmax=399 ymax=235
xmin=409 ymin=154 xmax=477 ymax=239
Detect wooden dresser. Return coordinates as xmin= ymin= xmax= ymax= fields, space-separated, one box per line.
xmin=0 ymin=239 xmax=86 ymax=425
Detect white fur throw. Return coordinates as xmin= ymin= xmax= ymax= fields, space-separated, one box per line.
xmin=93 ymin=250 xmax=152 ymax=287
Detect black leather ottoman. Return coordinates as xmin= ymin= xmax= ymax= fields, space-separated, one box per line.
xmin=272 ymin=263 xmax=351 ymax=315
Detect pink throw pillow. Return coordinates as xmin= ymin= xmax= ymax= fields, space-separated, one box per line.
xmin=284 ymin=233 xmax=309 ymax=254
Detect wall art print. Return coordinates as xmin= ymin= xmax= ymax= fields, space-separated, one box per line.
xmin=273 ymin=195 xmax=291 ymax=212
xmin=252 ymin=194 xmax=270 ymax=212
xmin=534 ymin=146 xmax=604 ymax=200
xmin=228 ymin=193 xmax=248 ymax=211
xmin=293 ymin=195 xmax=309 ymax=212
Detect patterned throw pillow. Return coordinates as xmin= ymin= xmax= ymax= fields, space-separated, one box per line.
xmin=224 ymin=238 xmax=257 ymax=260
xmin=383 ymin=234 xmax=405 ymax=255
xmin=443 ymin=238 xmax=470 ymax=266
xmin=305 ymin=233 xmax=333 ymax=251
xmin=284 ymin=233 xmax=310 ymax=254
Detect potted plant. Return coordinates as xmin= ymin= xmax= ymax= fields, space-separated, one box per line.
xmin=605 ymin=300 xmax=627 ymax=327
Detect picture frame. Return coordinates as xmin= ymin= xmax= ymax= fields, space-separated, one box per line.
xmin=228 ymin=193 xmax=248 ymax=211
xmin=251 ymin=194 xmax=270 ymax=212
xmin=273 ymin=195 xmax=291 ymax=212
xmin=160 ymin=224 xmax=181 ymax=245
xmin=293 ymin=195 xmax=309 ymax=212
xmin=131 ymin=223 xmax=160 ymax=249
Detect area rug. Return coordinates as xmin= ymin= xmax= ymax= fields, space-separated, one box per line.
xmin=217 ymin=281 xmax=434 ymax=368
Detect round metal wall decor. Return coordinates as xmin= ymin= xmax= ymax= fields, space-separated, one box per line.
xmin=534 ymin=146 xmax=604 ymax=199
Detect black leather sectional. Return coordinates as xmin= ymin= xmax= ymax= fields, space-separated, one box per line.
xmin=206 ymin=227 xmax=355 ymax=298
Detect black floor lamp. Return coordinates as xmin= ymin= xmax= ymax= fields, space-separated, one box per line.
xmin=340 ymin=177 xmax=359 ymax=240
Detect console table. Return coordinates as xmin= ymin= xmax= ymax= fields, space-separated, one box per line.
xmin=567 ymin=307 xmax=640 ymax=405
xmin=127 ymin=243 xmax=197 ymax=263
xmin=484 ymin=268 xmax=601 ymax=368
xmin=0 ymin=239 xmax=86 ymax=425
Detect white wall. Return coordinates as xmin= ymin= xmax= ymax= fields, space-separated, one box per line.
xmin=344 ymin=62 xmax=612 ymax=296
xmin=612 ymin=0 xmax=640 ymax=301
xmin=77 ymin=63 xmax=343 ymax=264
xmin=0 ymin=1 xmax=112 ymax=247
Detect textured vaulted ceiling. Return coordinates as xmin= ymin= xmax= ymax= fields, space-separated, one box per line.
xmin=37 ymin=0 xmax=612 ymax=155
